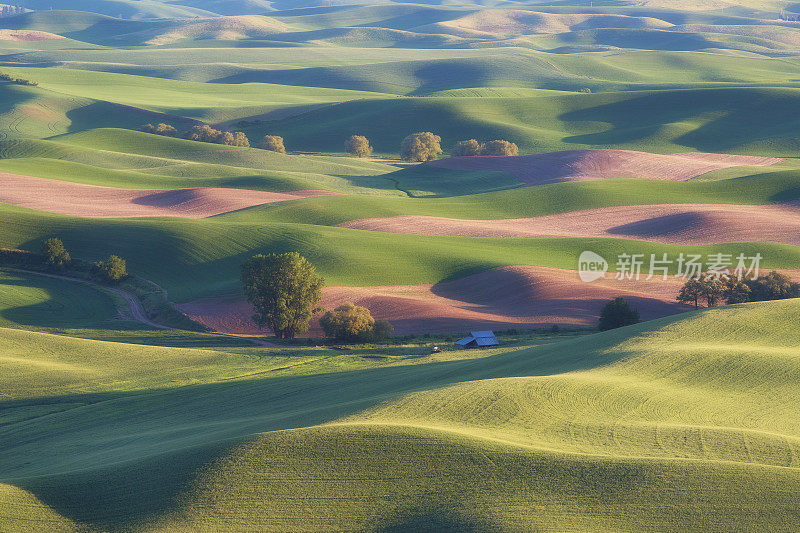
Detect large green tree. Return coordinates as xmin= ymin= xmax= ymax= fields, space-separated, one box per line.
xmin=241 ymin=252 xmax=323 ymax=339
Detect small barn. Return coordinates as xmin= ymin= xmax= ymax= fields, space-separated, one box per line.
xmin=454 ymin=330 xmax=499 ymax=348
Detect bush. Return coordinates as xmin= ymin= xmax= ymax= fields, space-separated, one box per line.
xmin=345 ymin=135 xmax=373 ymax=157
xmin=259 ymin=135 xmax=286 ymax=153
xmin=598 ymin=297 xmax=640 ymax=331
xmin=41 ymin=238 xmax=71 ymax=271
xmin=320 ymin=302 xmax=375 ymax=341
xmin=401 ymin=132 xmax=442 ymax=162
xmin=451 ymin=139 xmax=482 ymax=157
xmin=480 ymin=139 xmax=519 ymax=156
xmin=94 ymin=255 xmax=128 ymax=283
xmin=241 ymin=252 xmax=323 ymax=339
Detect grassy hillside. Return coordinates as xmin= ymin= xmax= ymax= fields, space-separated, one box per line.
xmin=2 ymin=300 xmax=800 ymax=529
xmin=0 ymin=66 xmax=385 ymax=123
xmin=2 ymin=203 xmax=799 ymax=301
xmin=261 ymin=87 xmax=800 ymax=155
xmin=0 ymin=269 xmax=118 ymax=330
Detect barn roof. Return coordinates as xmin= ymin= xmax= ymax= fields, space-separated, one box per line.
xmin=455 ymin=330 xmax=499 ymax=347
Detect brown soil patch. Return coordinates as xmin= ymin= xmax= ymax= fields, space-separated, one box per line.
xmin=0 ymin=172 xmax=334 ymax=218
xmin=429 ymin=150 xmax=782 ymax=185
xmin=340 ymin=203 xmax=800 ymax=246
xmin=0 ymin=30 xmax=64 ymax=42
xmin=177 ymin=266 xmax=692 ymax=336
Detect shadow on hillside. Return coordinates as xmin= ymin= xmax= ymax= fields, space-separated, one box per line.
xmin=63 ymin=101 xmax=197 ymax=135
xmin=0 ymin=322 xmax=658 ymax=529
xmin=559 ymin=88 xmax=800 ymax=154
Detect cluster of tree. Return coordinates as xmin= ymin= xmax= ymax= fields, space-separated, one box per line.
xmin=451 ymin=139 xmax=519 ymax=157
xmin=241 ymin=252 xmax=323 ymax=340
xmin=184 ymin=124 xmax=250 ymax=147
xmin=241 ymin=252 xmax=393 ymax=341
xmin=677 ymin=271 xmax=800 ymax=308
xmin=139 ymin=123 xmax=290 ymax=152
xmin=345 ymin=135 xmax=372 ymax=158
xmin=320 ymin=302 xmax=393 ymax=342
xmin=401 ymin=132 xmax=443 ymax=162
xmin=0 ymin=72 xmax=37 ymax=86
xmin=598 ymin=297 xmax=640 ymax=331
xmin=0 ymin=5 xmax=26 ymax=17
xmin=40 ymin=237 xmax=128 ymax=283
xmin=140 ymin=123 xmax=178 ymax=137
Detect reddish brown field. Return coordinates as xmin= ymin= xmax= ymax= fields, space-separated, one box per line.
xmin=0 ymin=30 xmax=64 ymax=41
xmin=0 ymin=172 xmax=334 ymax=218
xmin=177 ymin=266 xmax=691 ymax=336
xmin=341 ymin=203 xmax=800 ymax=246
xmin=430 ymin=149 xmax=782 ymax=185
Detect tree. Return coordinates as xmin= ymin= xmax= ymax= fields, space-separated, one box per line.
xmin=320 ymin=302 xmax=375 ymax=341
xmin=95 ymin=255 xmax=128 ymax=283
xmin=41 ymin=238 xmax=70 ymax=271
xmin=241 ymin=252 xmax=323 ymax=339
xmin=400 ymin=132 xmax=442 ymax=162
xmin=480 ymin=139 xmax=519 ymax=156
xmin=452 ymin=139 xmax=482 ymax=157
xmin=142 ymin=123 xmax=177 ymax=137
xmin=345 ymin=135 xmax=372 ymax=157
xmin=677 ymin=273 xmax=726 ymax=308
xmin=677 ymin=278 xmax=703 ymax=308
xmin=371 ymin=319 xmax=393 ymax=341
xmin=154 ymin=123 xmax=178 ymax=137
xmin=259 ymin=135 xmax=286 ymax=153
xmin=697 ymin=272 xmax=726 ymax=307
xmin=184 ymin=124 xmax=223 ymax=144
xmin=230 ymin=131 xmax=250 ymax=147
xmin=219 ymin=131 xmax=250 ymax=147
xmin=746 ymin=271 xmax=800 ymax=301
xmin=723 ymin=277 xmax=751 ymax=304
xmin=598 ymin=297 xmax=640 ymax=331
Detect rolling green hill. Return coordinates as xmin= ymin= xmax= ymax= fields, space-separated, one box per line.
xmin=2 ymin=300 xmax=800 ymax=530
xmin=2 ymin=3 xmax=800 ymax=529
xmin=2 ymin=202 xmax=799 ymax=302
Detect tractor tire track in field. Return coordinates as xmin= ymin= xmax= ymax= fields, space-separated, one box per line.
xmin=2 ymin=267 xmax=277 ymax=347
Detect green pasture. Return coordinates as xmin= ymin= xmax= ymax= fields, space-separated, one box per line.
xmin=2 ymin=300 xmax=800 ymax=529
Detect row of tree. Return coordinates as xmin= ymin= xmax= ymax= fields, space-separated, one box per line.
xmin=400 ymin=132 xmax=518 ymax=161
xmin=0 ymin=72 xmax=37 ymax=86
xmin=139 ymin=123 xmax=286 ymax=152
xmin=452 ymin=139 xmax=519 ymax=157
xmin=597 ymin=271 xmax=800 ymax=333
xmin=41 ymin=238 xmax=128 ymax=283
xmin=140 ymin=124 xmax=519 ymax=162
xmin=241 ymin=252 xmax=393 ymax=341
xmin=677 ymin=271 xmax=799 ymax=308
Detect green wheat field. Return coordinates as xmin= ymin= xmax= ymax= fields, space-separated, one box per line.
xmin=2 ymin=0 xmax=800 ymax=531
